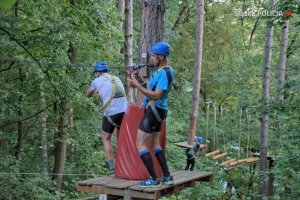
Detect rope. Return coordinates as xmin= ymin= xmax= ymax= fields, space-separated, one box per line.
xmin=0 ymin=172 xmax=98 ymax=176
xmin=238 ymin=108 xmax=243 ymax=160
xmin=206 ymin=103 xmax=210 ymax=152
xmin=246 ymin=108 xmax=251 ymax=158
xmin=213 ymin=104 xmax=217 ymax=150
xmin=221 ymin=105 xmax=225 ymax=150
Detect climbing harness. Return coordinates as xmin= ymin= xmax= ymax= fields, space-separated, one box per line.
xmin=100 ymin=74 xmax=127 ymax=128
xmin=145 ymin=66 xmax=173 ymax=122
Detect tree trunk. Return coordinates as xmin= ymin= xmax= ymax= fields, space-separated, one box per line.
xmin=259 ymin=0 xmax=275 ymax=197
xmin=171 ymin=2 xmax=187 ymax=31
xmin=53 ymin=100 xmax=68 ymax=191
xmin=137 ymin=0 xmax=165 ymax=106
xmin=118 ymin=0 xmax=125 ymax=53
xmin=53 ymin=42 xmax=76 ymax=191
xmin=15 ymin=66 xmax=25 ymax=159
xmin=125 ymin=0 xmax=134 ymax=103
xmin=276 ymin=20 xmax=289 ymax=103
xmin=39 ymin=71 xmax=48 ymax=176
xmin=188 ymin=0 xmax=204 ymax=145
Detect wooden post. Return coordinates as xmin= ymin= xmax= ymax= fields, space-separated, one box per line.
xmin=188 ymin=0 xmax=204 ymax=145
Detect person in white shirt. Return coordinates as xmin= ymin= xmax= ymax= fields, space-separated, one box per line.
xmin=86 ymin=61 xmax=127 ymax=171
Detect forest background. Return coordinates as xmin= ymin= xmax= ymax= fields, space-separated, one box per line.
xmin=0 ymin=0 xmax=299 ymax=199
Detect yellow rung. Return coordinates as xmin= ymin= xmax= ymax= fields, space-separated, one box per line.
xmin=220 ymin=158 xmax=236 ymax=166
xmin=213 ymin=152 xmax=228 ymax=160
xmin=246 ymin=157 xmax=260 ymax=163
xmin=205 ymin=150 xmax=221 ymax=157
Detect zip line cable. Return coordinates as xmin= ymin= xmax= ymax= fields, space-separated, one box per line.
xmin=0 ymin=56 xmax=152 ymax=72
xmin=0 ymin=172 xmax=100 ymax=177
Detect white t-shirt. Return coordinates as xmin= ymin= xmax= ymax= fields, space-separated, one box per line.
xmin=90 ymin=73 xmax=128 ymax=116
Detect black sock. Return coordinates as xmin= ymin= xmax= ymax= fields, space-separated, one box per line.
xmin=139 ymin=150 xmax=157 ymax=180
xmin=154 ymin=148 xmax=170 ymax=177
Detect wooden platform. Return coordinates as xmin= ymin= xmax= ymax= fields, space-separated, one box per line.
xmin=174 ymin=141 xmax=192 ymax=148
xmin=76 ymin=170 xmax=213 ymax=200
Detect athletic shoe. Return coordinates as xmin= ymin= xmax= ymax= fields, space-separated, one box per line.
xmin=159 ymin=175 xmax=174 ymax=185
xmin=138 ymin=177 xmax=161 ymax=188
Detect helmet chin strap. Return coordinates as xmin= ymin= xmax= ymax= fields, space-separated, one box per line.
xmin=155 ymin=56 xmax=164 ymax=68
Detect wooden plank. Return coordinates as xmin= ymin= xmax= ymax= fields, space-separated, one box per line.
xmin=78 ymin=176 xmax=114 ymax=186
xmin=129 ymin=171 xmax=213 ymax=192
xmin=213 ymin=152 xmax=228 ymax=160
xmin=252 ymin=152 xmax=275 ymax=160
xmin=220 ymin=158 xmax=236 ymax=167
xmin=174 ymin=141 xmax=192 ymax=148
xmin=76 ymin=170 xmax=214 ymax=200
xmin=246 ymin=157 xmax=260 ymax=163
xmin=174 ymin=141 xmax=208 ymax=149
xmin=205 ymin=150 xmax=220 ymax=157
xmin=107 ymin=179 xmax=139 ymax=189
xmin=0 ymin=138 xmax=9 ymax=145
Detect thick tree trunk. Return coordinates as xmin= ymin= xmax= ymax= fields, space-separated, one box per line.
xmin=125 ymin=0 xmax=134 ymax=103
xmin=188 ymin=0 xmax=204 ymax=145
xmin=259 ymin=0 xmax=275 ymax=198
xmin=137 ymin=0 xmax=164 ymax=105
xmin=53 ymin=42 xmax=76 ymax=191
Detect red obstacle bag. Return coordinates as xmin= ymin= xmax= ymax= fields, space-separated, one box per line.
xmin=114 ymin=104 xmax=166 ymax=180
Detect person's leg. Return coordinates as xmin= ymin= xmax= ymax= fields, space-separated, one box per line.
xmin=101 ymin=115 xmax=119 ymax=171
xmin=102 ymin=130 xmax=115 ymax=170
xmin=152 ymin=131 xmax=170 ymax=177
xmin=185 ymin=157 xmax=191 ymax=170
xmin=190 ymin=157 xmax=195 ymax=171
xmin=136 ymin=129 xmax=157 ymax=180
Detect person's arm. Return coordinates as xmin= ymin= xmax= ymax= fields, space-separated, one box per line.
xmin=86 ymin=87 xmax=95 ymax=97
xmin=127 ymin=73 xmax=163 ymax=100
xmin=200 ymin=140 xmax=210 ymax=150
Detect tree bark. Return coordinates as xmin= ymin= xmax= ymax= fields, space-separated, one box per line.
xmin=39 ymin=71 xmax=48 ymax=176
xmin=137 ymin=0 xmax=165 ymax=106
xmin=118 ymin=0 xmax=125 ymax=53
xmin=53 ymin=100 xmax=68 ymax=191
xmin=248 ymin=19 xmax=260 ymax=50
xmin=188 ymin=0 xmax=204 ymax=145
xmin=259 ymin=0 xmax=275 ymax=198
xmin=15 ymin=66 xmax=25 ymax=159
xmin=125 ymin=0 xmax=134 ymax=103
xmin=276 ymin=20 xmax=289 ymax=103
xmin=53 ymin=42 xmax=76 ymax=191
xmin=171 ymin=2 xmax=187 ymax=31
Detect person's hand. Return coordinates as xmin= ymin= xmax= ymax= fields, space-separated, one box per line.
xmin=131 ymin=70 xmax=139 ymax=78
xmin=127 ymin=73 xmax=139 ymax=88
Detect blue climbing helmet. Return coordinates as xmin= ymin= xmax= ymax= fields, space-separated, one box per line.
xmin=150 ymin=42 xmax=170 ymax=56
xmin=197 ymin=136 xmax=203 ymax=143
xmin=93 ymin=61 xmax=109 ymax=72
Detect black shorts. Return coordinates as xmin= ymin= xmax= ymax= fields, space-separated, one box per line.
xmin=139 ymin=106 xmax=167 ymax=134
xmin=102 ymin=112 xmax=125 ymax=134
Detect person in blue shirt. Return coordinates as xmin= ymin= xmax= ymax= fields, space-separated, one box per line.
xmin=127 ymin=42 xmax=174 ymax=188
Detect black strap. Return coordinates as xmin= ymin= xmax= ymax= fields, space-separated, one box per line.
xmin=151 ymin=67 xmax=173 ymax=92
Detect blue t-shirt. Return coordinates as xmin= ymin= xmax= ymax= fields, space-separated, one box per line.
xmin=143 ymin=66 xmax=174 ymax=110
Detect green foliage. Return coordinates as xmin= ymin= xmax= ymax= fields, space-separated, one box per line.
xmin=0 ymin=0 xmax=299 ymax=199
xmin=0 ymin=0 xmax=17 ymax=9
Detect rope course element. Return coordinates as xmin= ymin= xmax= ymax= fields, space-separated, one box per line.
xmin=0 ymin=172 xmax=98 ymax=176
